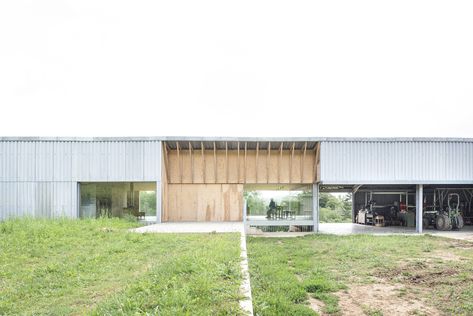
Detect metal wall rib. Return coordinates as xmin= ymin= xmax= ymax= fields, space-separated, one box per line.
xmin=320 ymin=141 xmax=473 ymax=184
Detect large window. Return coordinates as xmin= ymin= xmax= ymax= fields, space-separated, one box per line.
xmin=79 ymin=182 xmax=156 ymax=219
xmin=244 ymin=184 xmax=313 ymax=221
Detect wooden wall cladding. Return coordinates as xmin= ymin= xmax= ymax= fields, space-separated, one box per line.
xmin=164 ymin=184 xmax=243 ymax=222
xmin=165 ymin=149 xmax=317 ymax=184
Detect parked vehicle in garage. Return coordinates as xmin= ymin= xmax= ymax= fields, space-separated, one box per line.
xmin=423 ymin=193 xmax=464 ymax=231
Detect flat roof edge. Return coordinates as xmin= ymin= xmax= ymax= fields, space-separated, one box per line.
xmin=1 ymin=136 xmax=473 ymax=142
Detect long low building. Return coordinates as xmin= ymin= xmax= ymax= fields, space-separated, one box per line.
xmin=1 ymin=137 xmax=473 ymax=233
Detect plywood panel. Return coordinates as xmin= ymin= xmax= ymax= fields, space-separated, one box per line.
xmin=216 ymin=151 xmax=226 ymax=183
xmin=205 ymin=152 xmax=215 ymax=183
xmin=162 ymin=155 xmax=168 ymax=221
xmin=164 ymin=184 xmax=243 ymax=222
xmin=279 ymin=151 xmax=291 ymax=183
xmin=168 ymin=151 xmax=180 ymax=183
xmin=181 ymin=152 xmax=192 ymax=183
xmin=193 ymin=154 xmax=205 ymax=183
xmin=303 ymin=154 xmax=315 ymax=183
xmin=165 ymin=149 xmax=316 ymax=184
xmin=227 ymin=152 xmax=239 ymax=183
xmin=256 ymin=149 xmax=268 ymax=183
xmin=291 ymin=153 xmax=302 ymax=183
xmin=268 ymin=155 xmax=279 ymax=183
xmin=223 ymin=184 xmax=243 ymax=221
xmin=245 ymin=150 xmax=257 ymax=183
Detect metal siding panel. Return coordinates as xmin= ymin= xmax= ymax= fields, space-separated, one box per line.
xmin=437 ymin=142 xmax=444 ymax=179
xmin=108 ymin=142 xmax=126 ymax=180
xmin=17 ymin=142 xmax=36 ymax=181
xmin=466 ymin=142 xmax=473 ymax=180
xmin=71 ymin=182 xmax=78 ymax=218
xmin=36 ymin=142 xmax=54 ymax=181
xmin=125 ymin=142 xmax=144 ymax=180
xmin=36 ymin=182 xmax=53 ymax=218
xmin=321 ymin=140 xmax=473 ymax=184
xmin=0 ymin=142 xmax=18 ymax=181
xmin=17 ymin=182 xmax=36 ymax=217
xmin=80 ymin=142 xmax=93 ymax=181
xmin=71 ymin=142 xmax=80 ymax=181
xmin=98 ymin=142 xmax=109 ymax=180
xmin=53 ymin=142 xmax=72 ymax=181
xmin=52 ymin=182 xmax=75 ymax=217
xmin=89 ymin=142 xmax=108 ymax=181
xmin=75 ymin=142 xmax=98 ymax=181
xmin=0 ymin=182 xmax=17 ymax=219
xmin=386 ymin=142 xmax=396 ymax=180
xmin=143 ymin=141 xmax=159 ymax=180
xmin=444 ymin=142 xmax=454 ymax=181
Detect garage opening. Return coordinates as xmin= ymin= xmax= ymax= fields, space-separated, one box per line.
xmin=422 ymin=185 xmax=473 ymax=231
xmin=319 ymin=185 xmax=418 ymax=234
xmin=320 ymin=184 xmax=473 ymax=234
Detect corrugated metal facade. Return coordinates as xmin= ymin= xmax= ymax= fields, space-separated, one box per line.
xmin=0 ymin=140 xmax=162 ymax=220
xmin=2 ymin=137 xmax=473 ymax=220
xmin=320 ymin=140 xmax=473 ymax=184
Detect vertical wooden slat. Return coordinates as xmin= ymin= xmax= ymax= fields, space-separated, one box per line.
xmin=213 ymin=141 xmax=217 ymax=183
xmin=189 ymin=142 xmax=194 ymax=183
xmin=244 ymin=142 xmax=247 ymax=183
xmin=301 ymin=142 xmax=307 ymax=182
xmin=225 ymin=142 xmax=229 ymax=183
xmin=237 ymin=141 xmax=240 ymax=183
xmin=201 ymin=142 xmax=206 ymax=182
xmin=290 ymin=142 xmax=295 ymax=183
xmin=278 ymin=142 xmax=283 ymax=183
xmin=256 ymin=142 xmax=259 ymax=183
xmin=163 ymin=143 xmax=170 ymax=183
xmin=267 ymin=142 xmax=271 ymax=183
xmin=176 ymin=142 xmax=182 ymax=183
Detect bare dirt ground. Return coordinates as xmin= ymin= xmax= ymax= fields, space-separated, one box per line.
xmin=335 ymin=282 xmax=440 ymax=316
xmin=308 ymin=296 xmax=325 ymax=315
xmin=309 ymin=280 xmax=440 ymax=316
xmin=310 ymin=248 xmax=470 ymax=316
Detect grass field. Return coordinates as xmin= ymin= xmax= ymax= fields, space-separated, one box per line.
xmin=0 ymin=218 xmax=243 ymax=315
xmin=247 ymin=234 xmax=473 ymax=316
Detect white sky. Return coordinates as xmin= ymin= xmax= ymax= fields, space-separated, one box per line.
xmin=1 ymin=1 xmax=472 ymax=137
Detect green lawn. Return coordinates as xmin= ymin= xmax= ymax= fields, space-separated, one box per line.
xmin=247 ymin=234 xmax=473 ymax=316
xmin=0 ymin=218 xmax=243 ymax=315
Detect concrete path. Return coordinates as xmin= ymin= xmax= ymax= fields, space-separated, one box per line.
xmin=319 ymin=223 xmax=416 ymax=235
xmin=251 ymin=223 xmax=473 ymax=242
xmin=239 ymin=232 xmax=254 ymax=315
xmin=319 ymin=223 xmax=473 ymax=242
xmin=132 ymin=222 xmax=244 ymax=233
xmin=428 ymin=228 xmax=473 ymax=242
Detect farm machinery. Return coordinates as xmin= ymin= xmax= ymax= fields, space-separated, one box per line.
xmin=423 ymin=191 xmax=465 ymax=231
xmin=356 ymin=200 xmax=401 ymax=226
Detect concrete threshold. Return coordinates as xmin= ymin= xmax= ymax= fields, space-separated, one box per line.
xmin=131 ymin=222 xmax=244 ymax=233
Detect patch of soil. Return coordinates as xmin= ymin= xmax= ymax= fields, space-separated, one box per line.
xmin=450 ymin=241 xmax=473 ymax=249
xmin=376 ymin=260 xmax=459 ymax=286
xmin=335 ymin=282 xmax=440 ymax=316
xmin=429 ymin=250 xmax=463 ymax=261
xmin=308 ymin=296 xmax=325 ymax=315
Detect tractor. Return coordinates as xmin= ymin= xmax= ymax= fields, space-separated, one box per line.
xmin=430 ymin=193 xmax=464 ymax=231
